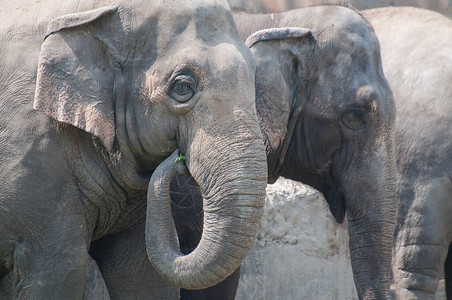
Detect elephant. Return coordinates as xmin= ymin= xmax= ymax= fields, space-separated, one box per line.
xmin=0 ymin=0 xmax=269 ymax=298
xmin=363 ymin=7 xmax=452 ymax=299
xmin=167 ymin=4 xmax=398 ymax=299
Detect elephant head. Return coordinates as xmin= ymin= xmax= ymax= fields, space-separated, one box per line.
xmin=235 ymin=6 xmax=397 ymax=299
xmin=33 ymin=0 xmax=267 ymax=289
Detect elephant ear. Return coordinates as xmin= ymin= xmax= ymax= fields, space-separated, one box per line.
xmin=245 ymin=26 xmax=313 ymax=98
xmin=34 ymin=5 xmax=119 ymax=151
xmin=245 ymin=27 xmax=314 ymax=181
xmin=245 ymin=27 xmax=312 ymax=48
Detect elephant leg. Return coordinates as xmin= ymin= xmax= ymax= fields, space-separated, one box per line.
xmin=394 ymin=176 xmax=452 ymax=299
xmin=83 ymin=255 xmax=110 ymax=300
xmin=89 ymin=218 xmax=179 ymax=300
xmin=6 ymin=254 xmax=107 ymax=300
xmin=394 ymin=243 xmax=447 ymax=299
xmin=10 ymin=219 xmax=90 ymax=298
xmin=2 ymin=251 xmax=108 ymax=300
xmin=170 ymin=173 xmax=241 ymax=300
xmin=445 ymin=243 xmax=452 ymax=299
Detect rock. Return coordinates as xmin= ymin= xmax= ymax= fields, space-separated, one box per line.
xmin=236 ymin=178 xmax=358 ymax=300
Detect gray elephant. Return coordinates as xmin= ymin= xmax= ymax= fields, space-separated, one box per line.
xmin=95 ymin=4 xmax=397 ymax=300
xmin=172 ymin=5 xmax=452 ymax=300
xmin=363 ymin=7 xmax=452 ymax=299
xmin=0 ymin=0 xmax=269 ymax=298
xmin=76 ymin=6 xmax=397 ymax=299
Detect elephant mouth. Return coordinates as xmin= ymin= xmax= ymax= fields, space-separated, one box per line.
xmin=306 ymin=174 xmax=346 ymax=224
xmin=321 ymin=185 xmax=346 ymax=223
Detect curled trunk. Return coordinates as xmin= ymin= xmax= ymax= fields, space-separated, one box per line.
xmin=146 ymin=147 xmax=267 ymax=289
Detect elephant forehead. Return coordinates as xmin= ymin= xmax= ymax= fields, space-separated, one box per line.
xmin=193 ymin=5 xmax=238 ymax=43
xmin=128 ymin=0 xmax=234 ymax=36
xmin=304 ymin=8 xmax=379 ymax=65
xmin=320 ymin=31 xmax=378 ymax=71
xmin=127 ymin=2 xmax=246 ymax=67
xmin=124 ymin=0 xmax=230 ymax=15
xmin=315 ymin=33 xmax=382 ymax=97
xmin=116 ymin=0 xmax=236 ymax=57
xmin=161 ymin=3 xmax=239 ymax=46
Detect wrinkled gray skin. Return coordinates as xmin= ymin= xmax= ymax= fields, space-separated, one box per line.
xmin=172 ymin=5 xmax=397 ymax=300
xmin=0 ymin=0 xmax=268 ymax=298
xmin=76 ymin=5 xmax=397 ymax=299
xmin=363 ymin=7 xmax=452 ymax=300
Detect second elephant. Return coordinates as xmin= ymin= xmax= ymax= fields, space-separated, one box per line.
xmin=177 ymin=4 xmax=398 ymax=299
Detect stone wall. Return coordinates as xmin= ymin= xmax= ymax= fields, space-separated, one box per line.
xmin=229 ymin=0 xmax=452 ymax=17
xmin=235 ymin=178 xmax=358 ymax=300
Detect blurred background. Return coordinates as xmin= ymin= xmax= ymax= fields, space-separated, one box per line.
xmin=229 ymin=0 xmax=452 ymax=17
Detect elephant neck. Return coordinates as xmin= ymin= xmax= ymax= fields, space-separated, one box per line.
xmin=262 ymin=89 xmax=307 ymax=185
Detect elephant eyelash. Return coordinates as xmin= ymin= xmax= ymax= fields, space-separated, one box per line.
xmin=167 ymin=74 xmax=198 ymax=103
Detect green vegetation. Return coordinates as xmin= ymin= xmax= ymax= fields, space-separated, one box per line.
xmin=175 ymin=152 xmax=186 ymax=165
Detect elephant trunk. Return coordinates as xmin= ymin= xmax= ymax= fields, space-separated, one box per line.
xmin=342 ymin=141 xmax=397 ymax=299
xmin=146 ymin=133 xmax=267 ymax=289
xmin=347 ymin=196 xmax=397 ymax=299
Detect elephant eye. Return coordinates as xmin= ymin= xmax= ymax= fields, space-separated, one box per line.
xmin=169 ymin=75 xmax=196 ymax=103
xmin=341 ymin=106 xmax=367 ymax=130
